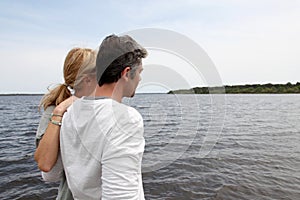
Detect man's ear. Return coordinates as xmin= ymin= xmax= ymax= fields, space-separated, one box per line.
xmin=83 ymin=75 xmax=92 ymax=85
xmin=121 ymin=67 xmax=131 ymax=79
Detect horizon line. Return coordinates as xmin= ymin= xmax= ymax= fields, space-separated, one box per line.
xmin=1 ymin=81 xmax=299 ymax=95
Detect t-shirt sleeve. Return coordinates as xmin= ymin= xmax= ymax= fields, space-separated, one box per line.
xmin=35 ymin=106 xmax=54 ymax=147
xmin=101 ymin=107 xmax=145 ymax=200
xmin=41 ymin=154 xmax=64 ymax=182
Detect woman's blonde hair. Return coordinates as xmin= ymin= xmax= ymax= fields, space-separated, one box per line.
xmin=40 ymin=48 xmax=97 ymax=110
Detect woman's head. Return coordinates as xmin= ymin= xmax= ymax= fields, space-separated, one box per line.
xmin=64 ymin=48 xmax=96 ymax=90
xmin=40 ymin=48 xmax=97 ymax=110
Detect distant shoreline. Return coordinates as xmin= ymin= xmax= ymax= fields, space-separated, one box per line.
xmin=168 ymin=82 xmax=300 ymax=94
xmin=2 ymin=82 xmax=300 ymax=95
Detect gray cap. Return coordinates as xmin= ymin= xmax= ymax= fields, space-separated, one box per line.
xmin=96 ymin=34 xmax=147 ymax=82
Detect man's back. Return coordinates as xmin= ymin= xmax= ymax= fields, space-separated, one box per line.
xmin=60 ymin=97 xmax=145 ymax=200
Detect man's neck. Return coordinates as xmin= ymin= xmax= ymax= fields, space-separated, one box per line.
xmin=94 ymin=83 xmax=123 ymax=103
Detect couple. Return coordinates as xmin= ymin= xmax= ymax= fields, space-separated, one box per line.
xmin=35 ymin=34 xmax=148 ymax=199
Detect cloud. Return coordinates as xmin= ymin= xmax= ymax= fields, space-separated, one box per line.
xmin=0 ymin=45 xmax=66 ymax=93
xmin=142 ymin=0 xmax=300 ymax=85
xmin=0 ymin=0 xmax=299 ymax=92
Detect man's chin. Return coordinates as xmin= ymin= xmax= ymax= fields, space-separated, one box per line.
xmin=130 ymin=92 xmax=135 ymax=98
xmin=124 ymin=92 xmax=135 ymax=98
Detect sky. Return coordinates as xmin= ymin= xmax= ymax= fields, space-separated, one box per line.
xmin=0 ymin=0 xmax=300 ymax=93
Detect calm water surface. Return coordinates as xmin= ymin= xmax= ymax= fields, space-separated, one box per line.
xmin=0 ymin=94 xmax=299 ymax=199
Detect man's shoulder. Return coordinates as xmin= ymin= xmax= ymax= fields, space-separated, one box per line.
xmin=112 ymin=102 xmax=143 ymax=124
xmin=64 ymin=98 xmax=143 ymax=124
xmin=126 ymin=106 xmax=143 ymax=122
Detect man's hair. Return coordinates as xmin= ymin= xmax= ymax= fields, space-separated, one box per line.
xmin=96 ymin=34 xmax=147 ymax=86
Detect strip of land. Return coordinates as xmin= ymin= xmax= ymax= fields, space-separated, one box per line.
xmin=1 ymin=82 xmax=300 ymax=95
xmin=168 ymin=82 xmax=300 ymax=94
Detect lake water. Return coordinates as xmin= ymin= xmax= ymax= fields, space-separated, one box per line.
xmin=0 ymin=94 xmax=299 ymax=199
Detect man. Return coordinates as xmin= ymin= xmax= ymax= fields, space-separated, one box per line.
xmin=60 ymin=34 xmax=147 ymax=199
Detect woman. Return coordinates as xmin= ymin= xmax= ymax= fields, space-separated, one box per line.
xmin=34 ymin=47 xmax=97 ymax=199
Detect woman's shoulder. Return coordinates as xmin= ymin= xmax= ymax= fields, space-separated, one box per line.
xmin=44 ymin=105 xmax=56 ymax=113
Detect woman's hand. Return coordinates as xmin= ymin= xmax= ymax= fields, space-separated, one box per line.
xmin=53 ymin=96 xmax=78 ymax=115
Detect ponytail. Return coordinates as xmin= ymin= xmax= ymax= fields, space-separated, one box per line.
xmin=39 ymin=84 xmax=71 ymax=110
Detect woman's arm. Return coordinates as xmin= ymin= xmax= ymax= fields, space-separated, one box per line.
xmin=34 ymin=96 xmax=76 ymax=172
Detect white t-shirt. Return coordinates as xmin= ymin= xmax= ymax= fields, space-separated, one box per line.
xmin=60 ymin=97 xmax=145 ymax=200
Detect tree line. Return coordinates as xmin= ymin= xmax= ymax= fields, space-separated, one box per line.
xmin=168 ymin=82 xmax=300 ymax=94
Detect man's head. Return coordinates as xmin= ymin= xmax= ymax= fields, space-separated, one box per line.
xmin=96 ymin=34 xmax=147 ymax=97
